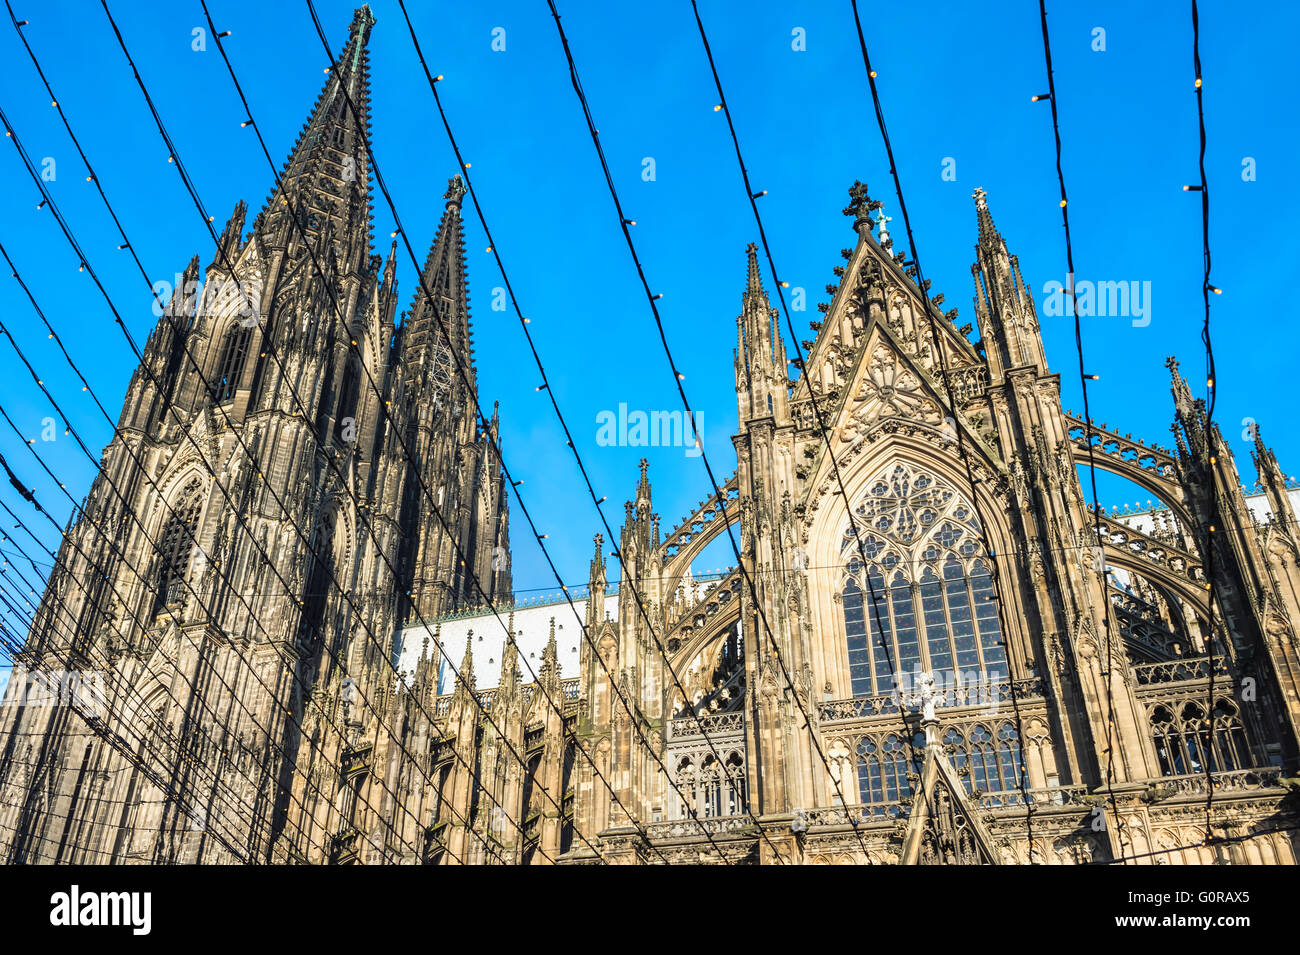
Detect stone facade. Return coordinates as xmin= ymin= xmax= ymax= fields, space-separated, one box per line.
xmin=2 ymin=6 xmax=1298 ymax=865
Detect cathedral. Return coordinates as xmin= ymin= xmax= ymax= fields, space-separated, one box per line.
xmin=2 ymin=6 xmax=1298 ymax=866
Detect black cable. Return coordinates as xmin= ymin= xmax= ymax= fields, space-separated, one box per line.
xmin=0 ymin=414 xmax=398 ymax=864
xmin=195 ymin=0 xmax=666 ymax=862
xmin=694 ymin=0 xmax=1036 ymax=854
xmin=843 ymin=0 xmax=1039 ymax=850
xmin=0 ymin=77 xmax=493 ymax=860
xmin=23 ymin=0 xmax=554 ymax=863
xmin=1034 ymin=0 xmax=1126 ymax=860
xmin=297 ymin=0 xmax=724 ymax=863
xmin=543 ymin=0 xmax=903 ymax=860
xmin=394 ymin=0 xmax=788 ymax=862
xmin=1190 ymin=0 xmax=1220 ymax=844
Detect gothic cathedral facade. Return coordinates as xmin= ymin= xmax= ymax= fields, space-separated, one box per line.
xmin=2 ymin=6 xmax=1299 ymax=865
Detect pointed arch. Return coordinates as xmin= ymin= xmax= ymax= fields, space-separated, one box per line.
xmin=833 ymin=461 xmax=1012 ymax=698
xmin=152 ymin=477 xmax=204 ymax=616
xmin=212 ymin=320 xmax=254 ymax=403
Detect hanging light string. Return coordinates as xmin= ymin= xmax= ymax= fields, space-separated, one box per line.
xmin=1190 ymin=0 xmax=1220 ymax=845
xmin=0 ymin=424 xmax=337 ymax=862
xmin=197 ymin=0 xmax=697 ymax=862
xmin=1032 ymin=0 xmax=1128 ymax=860
xmin=199 ymin=0 xmax=692 ymax=865
xmin=542 ymin=0 xmax=887 ymax=858
xmin=692 ymin=0 xmax=1048 ymax=842
xmin=99 ymin=0 xmax=621 ymax=865
xmin=0 ymin=267 xmax=472 ymax=863
xmin=297 ymin=1 xmax=759 ymax=867
xmin=688 ymin=2 xmax=954 ymax=840
xmin=0 ymin=100 xmax=504 ymax=864
xmin=0 ymin=232 xmax=439 ymax=862
xmin=3 ymin=0 xmax=161 ymax=316
xmin=5 ymin=16 xmax=536 ymax=862
xmin=845 ymin=0 xmax=1037 ymax=834
xmin=0 ymin=490 xmax=266 ymax=861
xmin=0 ymin=305 xmax=463 ymax=866
xmin=392 ymin=0 xmax=790 ymax=861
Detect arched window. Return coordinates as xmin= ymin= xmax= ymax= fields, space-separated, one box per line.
xmin=297 ymin=518 xmax=337 ymax=653
xmin=700 ymin=755 xmax=722 ymax=818
xmin=841 ymin=463 xmax=1008 ymax=699
xmin=1150 ymin=699 xmax=1251 ymax=776
xmin=852 ymin=732 xmax=925 ymax=815
xmin=1151 ymin=705 xmax=1184 ymax=775
xmin=213 ymin=323 xmax=253 ymax=403
xmin=1211 ymin=700 xmax=1250 ymax=771
xmin=431 ymin=761 xmax=452 ymax=825
xmin=153 ymin=480 xmax=203 ymax=615
xmin=675 ymin=756 xmax=696 ymax=820
xmin=333 ymin=358 xmax=361 ymax=444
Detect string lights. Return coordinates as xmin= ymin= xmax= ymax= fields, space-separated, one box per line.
xmin=842 ymin=0 xmax=1037 ymax=845
xmin=0 ymin=0 xmax=1275 ymax=868
xmin=1031 ymin=0 xmax=1134 ymax=861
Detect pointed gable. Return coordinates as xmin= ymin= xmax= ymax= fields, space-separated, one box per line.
xmin=900 ymin=732 xmax=1000 ymax=865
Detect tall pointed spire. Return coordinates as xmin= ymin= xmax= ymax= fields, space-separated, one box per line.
xmin=1251 ymin=424 xmax=1296 ymax=529
xmin=743 ymin=241 xmax=766 ymax=312
xmin=735 ymin=243 xmax=788 ymax=425
xmin=455 ymin=631 xmax=476 ymax=694
xmin=971 ymin=187 xmax=1044 ymax=376
xmin=402 ymin=175 xmax=472 ymax=372
xmin=257 ymin=5 xmax=376 ymax=265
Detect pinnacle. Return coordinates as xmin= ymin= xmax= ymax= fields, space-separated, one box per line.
xmin=973 ymin=186 xmax=999 ymax=244
xmin=741 ymin=242 xmax=769 ymax=317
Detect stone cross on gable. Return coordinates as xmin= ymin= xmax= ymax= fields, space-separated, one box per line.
xmin=843 ymin=181 xmax=883 ymax=238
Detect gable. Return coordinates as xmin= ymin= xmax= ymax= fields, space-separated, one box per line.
xmin=900 ymin=736 xmax=1000 ymax=865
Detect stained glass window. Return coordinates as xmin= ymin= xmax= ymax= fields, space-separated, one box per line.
xmin=213 ymin=323 xmax=252 ymax=403
xmin=841 ymin=463 xmax=1009 ymax=697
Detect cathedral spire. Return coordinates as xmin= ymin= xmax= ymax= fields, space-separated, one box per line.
xmin=498 ymin=616 xmax=521 ymax=695
xmin=455 ymin=632 xmax=476 ymax=695
xmin=402 ymin=175 xmax=472 ymax=372
xmin=256 ymin=5 xmax=375 ymax=264
xmin=586 ymin=534 xmax=606 ymax=630
xmin=1251 ymin=424 xmax=1296 ymax=531
xmin=734 ymin=243 xmax=789 ymax=425
xmin=971 ymin=187 xmax=1044 ymax=377
xmin=538 ymin=617 xmax=561 ymax=689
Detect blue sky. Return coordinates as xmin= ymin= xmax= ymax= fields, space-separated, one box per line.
xmin=0 ymin=0 xmax=1295 ymax=648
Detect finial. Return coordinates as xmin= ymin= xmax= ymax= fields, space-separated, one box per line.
xmin=350 ymin=5 xmax=376 ymax=39
xmin=973 ymin=186 xmax=999 ymax=242
xmin=842 ymin=180 xmax=881 ymax=237
xmin=443 ymin=174 xmax=466 ymax=208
